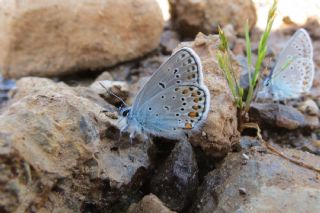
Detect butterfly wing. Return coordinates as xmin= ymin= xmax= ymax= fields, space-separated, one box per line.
xmin=128 ymin=47 xmax=210 ymax=139
xmin=131 ymin=47 xmax=203 ymax=110
xmin=269 ymin=29 xmax=314 ymax=100
xmin=134 ymin=85 xmax=210 ymax=139
xmin=271 ymin=58 xmax=314 ymax=100
xmin=273 ymin=29 xmax=313 ymax=70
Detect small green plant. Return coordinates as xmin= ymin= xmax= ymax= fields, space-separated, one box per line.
xmin=217 ymin=0 xmax=277 ymax=128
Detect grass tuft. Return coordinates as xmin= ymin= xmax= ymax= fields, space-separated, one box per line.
xmin=217 ymin=0 xmax=277 ymax=128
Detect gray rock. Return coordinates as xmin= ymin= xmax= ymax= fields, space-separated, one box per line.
xmin=160 ymin=30 xmax=180 ymax=54
xmin=149 ymin=140 xmax=198 ymax=212
xmin=249 ymin=103 xmax=319 ymax=130
xmin=191 ymin=147 xmax=320 ymax=213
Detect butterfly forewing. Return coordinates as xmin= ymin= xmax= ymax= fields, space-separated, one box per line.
xmin=272 ymin=29 xmax=313 ymax=77
xmin=132 ymin=48 xmax=203 ymax=111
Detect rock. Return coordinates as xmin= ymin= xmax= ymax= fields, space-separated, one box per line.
xmin=149 ymin=140 xmax=198 ymax=212
xmin=95 ymin=71 xmax=114 ymax=82
xmin=90 ymin=80 xmax=130 ymax=106
xmin=250 ymin=103 xmax=319 ymax=130
xmin=160 ymin=30 xmax=180 ymax=54
xmin=191 ymin=146 xmax=320 ymax=213
xmin=233 ymin=39 xmax=246 ymax=56
xmin=222 ymin=24 xmax=237 ymax=48
xmin=303 ymin=17 xmax=320 ymax=40
xmin=127 ymin=194 xmax=176 ymax=213
xmin=169 ymin=0 xmax=257 ymax=37
xmin=0 ymin=77 xmax=151 ymax=212
xmin=9 ymin=77 xmax=71 ymax=102
xmin=298 ymin=99 xmax=319 ymax=116
xmin=291 ymin=136 xmax=320 ymax=156
xmin=0 ymin=0 xmax=164 ymax=78
xmin=177 ymin=33 xmax=240 ymax=157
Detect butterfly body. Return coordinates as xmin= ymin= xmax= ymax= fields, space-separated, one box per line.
xmin=118 ymin=47 xmax=210 ymax=141
xmin=257 ymin=29 xmax=314 ymax=101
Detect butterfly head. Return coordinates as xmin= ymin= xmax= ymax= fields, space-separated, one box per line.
xmin=119 ymin=106 xmax=131 ymax=118
xmin=264 ymin=78 xmax=271 ymax=87
xmin=257 ymin=77 xmax=273 ymax=100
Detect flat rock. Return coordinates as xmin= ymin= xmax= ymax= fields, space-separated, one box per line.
xmin=0 ymin=77 xmax=151 ymax=212
xmin=169 ymin=0 xmax=256 ymax=37
xmin=149 ymin=141 xmax=198 ymax=212
xmin=0 ymin=0 xmax=164 ymax=78
xmin=178 ymin=33 xmax=240 ymax=157
xmin=250 ymin=103 xmax=320 ymax=130
xmin=191 ymin=144 xmax=320 ymax=213
xmin=127 ymin=194 xmax=176 ymax=213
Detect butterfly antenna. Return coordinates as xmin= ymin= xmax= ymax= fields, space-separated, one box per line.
xmin=98 ymin=82 xmax=128 ymax=108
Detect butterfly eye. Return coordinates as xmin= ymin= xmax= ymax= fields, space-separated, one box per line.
xmin=121 ymin=109 xmax=130 ymax=117
xmin=265 ymin=79 xmax=271 ymax=87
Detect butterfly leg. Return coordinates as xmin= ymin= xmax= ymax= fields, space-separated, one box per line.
xmin=129 ymin=131 xmax=136 ymax=144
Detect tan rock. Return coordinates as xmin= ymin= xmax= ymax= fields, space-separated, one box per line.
xmin=169 ymin=0 xmax=256 ymax=37
xmin=178 ymin=33 xmax=240 ymax=157
xmin=0 ymin=77 xmax=151 ymax=212
xmin=128 ymin=194 xmax=176 ymax=213
xmin=90 ymin=79 xmax=130 ymax=106
xmin=298 ymin=98 xmax=319 ymax=116
xmin=0 ymin=0 xmax=164 ymax=78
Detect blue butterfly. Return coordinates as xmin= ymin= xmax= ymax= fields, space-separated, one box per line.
xmin=257 ymin=29 xmax=314 ymax=101
xmin=111 ymin=47 xmax=210 ymax=141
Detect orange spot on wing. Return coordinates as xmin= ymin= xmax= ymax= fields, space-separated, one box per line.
xmin=188 ymin=112 xmax=199 ymax=118
xmin=184 ymin=122 xmax=192 ymax=129
xmin=192 ymin=105 xmax=199 ymax=110
xmin=182 ymin=89 xmax=189 ymax=94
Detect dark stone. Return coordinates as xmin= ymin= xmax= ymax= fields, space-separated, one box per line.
xmin=149 ymin=140 xmax=198 ymax=211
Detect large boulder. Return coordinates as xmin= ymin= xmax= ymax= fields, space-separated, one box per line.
xmin=169 ymin=0 xmax=257 ymax=37
xmin=191 ymin=139 xmax=320 ymax=213
xmin=0 ymin=77 xmax=151 ymax=212
xmin=0 ymin=0 xmax=164 ymax=78
xmin=178 ymin=33 xmax=240 ymax=157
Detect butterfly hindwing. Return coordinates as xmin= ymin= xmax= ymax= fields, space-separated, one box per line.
xmin=134 ymin=85 xmax=210 ymax=139
xmin=271 ymin=58 xmax=314 ymax=100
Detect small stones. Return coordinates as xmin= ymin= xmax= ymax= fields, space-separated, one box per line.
xmin=298 ymin=99 xmax=319 ymax=116
xmin=239 ymin=187 xmax=247 ymax=195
